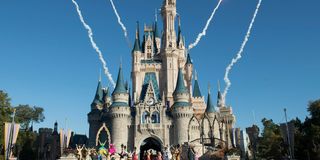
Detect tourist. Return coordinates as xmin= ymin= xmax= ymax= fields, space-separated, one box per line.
xmin=109 ymin=144 xmax=116 ymax=156
xmin=175 ymin=145 xmax=181 ymax=160
xmin=162 ymin=146 xmax=169 ymax=160
xmin=145 ymin=150 xmax=151 ymax=160
xmin=132 ymin=147 xmax=138 ymax=160
xmin=156 ymin=151 xmax=162 ymax=160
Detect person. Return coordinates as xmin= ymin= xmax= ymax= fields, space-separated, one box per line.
xmin=146 ymin=150 xmax=151 ymax=160
xmin=109 ymin=144 xmax=116 ymax=155
xmin=175 ymin=145 xmax=181 ymax=160
xmin=194 ymin=151 xmax=200 ymax=160
xmin=163 ymin=147 xmax=169 ymax=160
xmin=156 ymin=151 xmax=162 ymax=160
xmin=132 ymin=147 xmax=138 ymax=160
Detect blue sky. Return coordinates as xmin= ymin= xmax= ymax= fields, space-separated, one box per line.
xmin=0 ymin=0 xmax=319 ymax=134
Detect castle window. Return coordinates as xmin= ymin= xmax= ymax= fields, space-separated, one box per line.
xmin=141 ymin=111 xmax=150 ymax=124
xmin=151 ymin=111 xmax=160 ymax=123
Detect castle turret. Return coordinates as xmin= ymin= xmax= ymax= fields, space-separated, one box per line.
xmin=91 ymin=79 xmax=103 ymax=110
xmin=154 ymin=21 xmax=161 ymax=54
xmin=172 ymin=68 xmax=193 ymax=145
xmin=88 ymin=79 xmax=104 ymax=147
xmin=132 ymin=23 xmax=142 ymax=103
xmin=217 ymin=81 xmax=224 ymax=108
xmin=110 ymin=66 xmax=131 ymax=151
xmin=192 ymin=72 xmax=206 ymax=117
xmin=102 ymin=87 xmax=112 ymax=107
xmin=161 ymin=0 xmax=177 ymax=49
xmin=177 ymin=16 xmax=185 ymax=50
xmin=205 ymin=88 xmax=215 ymax=113
xmin=185 ymin=53 xmax=193 ymax=95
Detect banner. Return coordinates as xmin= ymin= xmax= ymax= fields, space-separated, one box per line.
xmin=4 ymin=122 xmax=20 ymax=159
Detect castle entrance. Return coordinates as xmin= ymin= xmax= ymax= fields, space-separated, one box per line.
xmin=139 ymin=137 xmax=163 ymax=159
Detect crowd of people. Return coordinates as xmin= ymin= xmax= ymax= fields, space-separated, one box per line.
xmin=71 ymin=142 xmax=201 ymax=160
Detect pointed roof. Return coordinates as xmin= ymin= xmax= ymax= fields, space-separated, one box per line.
xmin=193 ymin=72 xmax=202 ymax=97
xmin=92 ymin=80 xmax=103 ymax=105
xmin=177 ymin=16 xmax=183 ymax=45
xmin=112 ymin=66 xmax=127 ymax=95
xmin=206 ymin=88 xmax=215 ymax=113
xmin=174 ymin=68 xmax=188 ymax=95
xmin=133 ymin=22 xmax=141 ymax=52
xmin=186 ymin=53 xmax=193 ymax=65
xmin=217 ymin=81 xmax=224 ymax=107
xmin=154 ymin=21 xmax=160 ymax=38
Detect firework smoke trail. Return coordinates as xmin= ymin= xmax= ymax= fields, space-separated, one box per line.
xmin=71 ymin=0 xmax=116 ymax=88
xmin=223 ymin=0 xmax=263 ymax=102
xmin=109 ymin=0 xmax=131 ymax=48
xmin=188 ymin=0 xmax=223 ymax=50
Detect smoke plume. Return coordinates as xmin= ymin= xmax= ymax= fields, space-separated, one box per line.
xmin=223 ymin=0 xmax=263 ymax=102
xmin=188 ymin=0 xmax=223 ymax=50
xmin=71 ymin=0 xmax=116 ymax=88
xmin=109 ymin=0 xmax=131 ymax=48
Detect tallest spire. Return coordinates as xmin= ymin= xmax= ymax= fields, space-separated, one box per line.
xmin=161 ymin=0 xmax=177 ymax=49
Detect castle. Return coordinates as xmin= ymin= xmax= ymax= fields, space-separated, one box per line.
xmin=88 ymin=0 xmax=236 ymax=155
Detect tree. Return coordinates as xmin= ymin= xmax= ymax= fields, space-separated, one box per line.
xmin=15 ymin=105 xmax=45 ymax=130
xmin=256 ymin=118 xmax=286 ymax=159
xmin=301 ymin=100 xmax=320 ymax=159
xmin=0 ymin=90 xmax=45 ymax=159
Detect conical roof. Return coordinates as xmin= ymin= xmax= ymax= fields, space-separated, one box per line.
xmin=206 ymin=89 xmax=216 ymax=113
xmin=173 ymin=68 xmax=188 ymax=95
xmin=112 ymin=66 xmax=127 ymax=95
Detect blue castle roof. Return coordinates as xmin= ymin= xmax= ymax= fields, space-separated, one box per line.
xmin=112 ymin=66 xmax=127 ymax=95
xmin=173 ymin=68 xmax=189 ymax=95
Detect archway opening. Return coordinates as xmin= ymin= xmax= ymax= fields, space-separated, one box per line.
xmin=139 ymin=137 xmax=162 ymax=159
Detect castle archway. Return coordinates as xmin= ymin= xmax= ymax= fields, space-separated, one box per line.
xmin=95 ymin=123 xmax=111 ymax=147
xmin=139 ymin=137 xmax=163 ymax=158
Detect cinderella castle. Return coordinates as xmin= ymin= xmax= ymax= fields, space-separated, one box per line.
xmin=88 ymin=0 xmax=236 ymax=155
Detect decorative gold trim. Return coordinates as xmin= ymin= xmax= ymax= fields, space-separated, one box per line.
xmin=95 ymin=123 xmax=111 ymax=146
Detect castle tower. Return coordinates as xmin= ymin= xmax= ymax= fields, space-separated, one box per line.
xmin=172 ymin=68 xmax=193 ymax=145
xmin=192 ymin=72 xmax=206 ymax=118
xmin=110 ymin=66 xmax=131 ymax=151
xmin=132 ymin=23 xmax=142 ymax=101
xmin=88 ymin=79 xmax=104 ymax=147
xmin=161 ymin=0 xmax=177 ymax=49
xmin=154 ymin=21 xmax=161 ymax=54
xmin=185 ymin=53 xmax=193 ymax=96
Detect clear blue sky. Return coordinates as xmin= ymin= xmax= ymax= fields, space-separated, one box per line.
xmin=0 ymin=0 xmax=319 ymax=134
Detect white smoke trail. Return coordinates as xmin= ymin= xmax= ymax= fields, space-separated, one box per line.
xmin=188 ymin=0 xmax=223 ymax=50
xmin=223 ymin=0 xmax=263 ymax=102
xmin=71 ymin=0 xmax=116 ymax=88
xmin=109 ymin=0 xmax=131 ymax=48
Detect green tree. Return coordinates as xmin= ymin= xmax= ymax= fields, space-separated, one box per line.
xmin=302 ymin=100 xmax=320 ymax=159
xmin=15 ymin=105 xmax=45 ymax=130
xmin=0 ymin=90 xmax=45 ymax=160
xmin=256 ymin=118 xmax=285 ymax=159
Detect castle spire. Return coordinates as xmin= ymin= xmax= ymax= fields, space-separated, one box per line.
xmin=92 ymin=78 xmax=103 ymax=106
xmin=193 ymin=71 xmax=202 ymax=97
xmin=161 ymin=0 xmax=177 ymax=48
xmin=217 ymin=80 xmax=224 ymax=107
xmin=133 ymin=23 xmax=141 ymax=52
xmin=206 ymin=85 xmax=215 ymax=113
xmin=186 ymin=53 xmax=192 ymax=65
xmin=173 ymin=68 xmax=188 ymax=95
xmin=112 ymin=65 xmax=127 ymax=95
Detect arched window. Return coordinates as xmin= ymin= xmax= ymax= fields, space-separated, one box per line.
xmin=151 ymin=111 xmax=160 ymax=123
xmin=141 ymin=111 xmax=150 ymax=124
